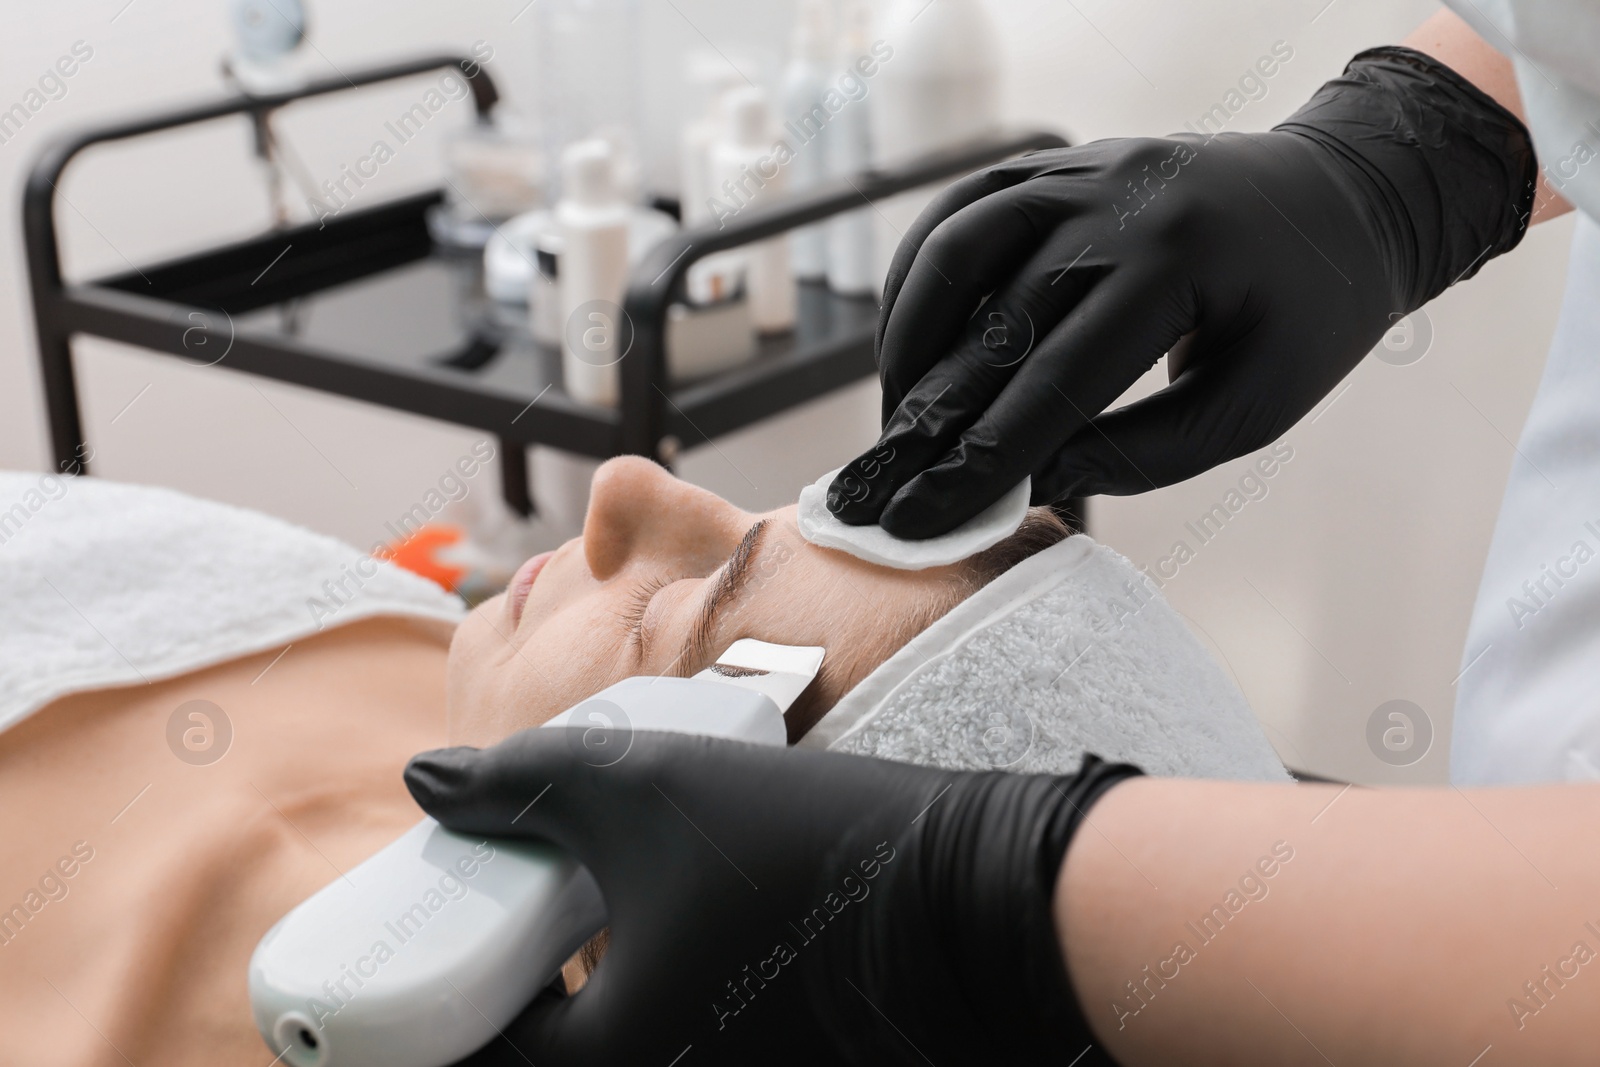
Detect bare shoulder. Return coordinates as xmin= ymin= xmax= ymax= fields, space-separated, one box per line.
xmin=0 ymin=616 xmax=452 ymax=1067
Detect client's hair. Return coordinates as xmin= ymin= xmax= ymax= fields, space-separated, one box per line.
xmin=909 ymin=504 xmax=1078 ymax=638
xmin=958 ymin=505 xmax=1078 ymax=590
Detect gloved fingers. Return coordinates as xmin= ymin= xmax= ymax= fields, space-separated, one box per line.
xmin=405 ymin=727 xmax=632 ymax=862
xmin=827 ymin=347 xmax=1014 ymax=526
xmin=877 ymin=156 xmax=1062 ymax=373
xmin=875 ymin=179 xmax=1092 ymax=419
xmin=829 ymin=229 xmax=1106 ymax=527
xmin=877 ymin=270 xmax=1195 ymax=538
xmin=407 ymin=729 xmax=806 ymax=887
xmin=1031 ymin=357 xmax=1283 ymax=499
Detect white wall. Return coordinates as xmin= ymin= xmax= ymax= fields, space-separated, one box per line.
xmin=1 ymin=1 xmax=1572 ymax=783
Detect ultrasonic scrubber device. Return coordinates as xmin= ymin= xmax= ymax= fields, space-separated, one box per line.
xmin=249 ymin=639 xmax=824 ymax=1067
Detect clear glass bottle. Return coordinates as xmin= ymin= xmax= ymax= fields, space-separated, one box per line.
xmin=534 ymin=0 xmax=645 ymax=204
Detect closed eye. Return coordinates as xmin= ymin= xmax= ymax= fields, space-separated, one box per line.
xmin=619 ymin=575 xmax=671 ymax=643
xmin=616 ymin=518 xmax=769 ymax=661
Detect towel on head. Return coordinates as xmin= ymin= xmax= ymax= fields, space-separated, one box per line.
xmin=800 ymin=535 xmax=1289 ymax=781
xmin=0 ymin=472 xmax=466 ymax=735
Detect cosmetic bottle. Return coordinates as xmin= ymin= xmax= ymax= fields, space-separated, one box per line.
xmin=710 ymin=88 xmax=796 ymax=335
xmin=783 ymin=0 xmax=836 ymax=282
xmin=535 ymin=0 xmax=643 ymax=205
xmin=871 ymin=0 xmax=1001 ymax=283
xmin=826 ymin=0 xmax=877 ymax=296
xmin=681 ymin=80 xmax=745 ymax=306
xmin=681 ymin=56 xmax=747 ymax=230
xmin=873 ymin=0 xmax=1000 ymax=163
xmin=556 ymin=140 xmax=632 ymax=406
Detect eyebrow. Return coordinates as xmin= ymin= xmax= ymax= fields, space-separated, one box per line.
xmin=675 ymin=519 xmax=769 ymax=675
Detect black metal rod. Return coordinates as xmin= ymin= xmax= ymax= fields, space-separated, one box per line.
xmin=498 ymin=437 xmax=534 ymax=518
xmin=55 ymin=283 xmax=622 ymax=451
xmin=22 ymin=54 xmax=498 ymax=477
xmin=35 ymin=323 xmax=83 ymax=478
xmin=94 ymin=191 xmax=444 ymax=308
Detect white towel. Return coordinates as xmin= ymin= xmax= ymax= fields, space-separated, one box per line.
xmin=801 ymin=535 xmax=1289 ymax=781
xmin=0 ymin=472 xmax=466 ymax=734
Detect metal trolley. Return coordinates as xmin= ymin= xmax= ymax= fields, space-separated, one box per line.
xmin=23 ymin=53 xmax=1070 ymax=517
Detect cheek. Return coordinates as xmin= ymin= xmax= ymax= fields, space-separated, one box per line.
xmin=445 ymin=607 xmax=510 ymax=746
xmin=444 ymin=598 xmax=629 ymax=746
xmin=445 ymin=605 xmax=556 ymax=746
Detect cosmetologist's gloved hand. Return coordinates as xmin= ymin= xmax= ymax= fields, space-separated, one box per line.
xmin=828 ymin=46 xmax=1535 ymax=538
xmin=406 ymin=729 xmax=1140 ymax=1067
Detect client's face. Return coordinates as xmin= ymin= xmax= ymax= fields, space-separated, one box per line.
xmin=446 ymin=457 xmax=962 ymax=746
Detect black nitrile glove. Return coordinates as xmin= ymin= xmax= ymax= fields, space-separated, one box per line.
xmin=828 ymin=46 xmax=1536 ymax=538
xmin=406 ymin=729 xmax=1141 ymax=1066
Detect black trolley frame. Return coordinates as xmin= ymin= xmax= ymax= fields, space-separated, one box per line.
xmin=23 ymin=53 xmax=1070 ymax=514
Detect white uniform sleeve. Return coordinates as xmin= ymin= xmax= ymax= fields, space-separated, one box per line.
xmin=1445 ymin=0 xmax=1600 ymax=222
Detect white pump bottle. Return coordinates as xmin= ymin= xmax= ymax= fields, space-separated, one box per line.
xmin=556 ymin=140 xmax=632 ymax=406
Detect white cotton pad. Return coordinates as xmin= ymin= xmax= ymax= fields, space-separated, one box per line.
xmin=796 ymin=467 xmax=1031 ymax=570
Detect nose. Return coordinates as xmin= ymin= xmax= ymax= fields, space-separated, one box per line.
xmin=582 ymin=457 xmax=749 ymax=581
